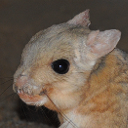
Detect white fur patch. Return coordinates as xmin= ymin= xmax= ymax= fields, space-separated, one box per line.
xmin=59 ymin=109 xmax=91 ymax=128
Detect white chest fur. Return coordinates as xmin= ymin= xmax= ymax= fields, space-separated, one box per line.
xmin=59 ymin=109 xmax=91 ymax=128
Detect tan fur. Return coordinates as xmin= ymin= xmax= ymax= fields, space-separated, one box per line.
xmin=13 ymin=10 xmax=128 ymax=127
xmin=76 ymin=49 xmax=128 ymax=127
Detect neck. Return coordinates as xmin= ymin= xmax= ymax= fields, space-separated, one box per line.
xmin=59 ymin=49 xmax=128 ymax=128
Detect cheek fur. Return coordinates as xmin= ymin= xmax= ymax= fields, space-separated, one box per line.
xmin=44 ymin=85 xmax=83 ymax=111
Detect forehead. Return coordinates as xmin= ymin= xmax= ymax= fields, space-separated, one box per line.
xmin=21 ymin=24 xmax=90 ymax=66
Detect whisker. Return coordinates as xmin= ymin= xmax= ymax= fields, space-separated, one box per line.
xmin=38 ymin=106 xmax=60 ymax=127
xmin=0 ymin=76 xmax=13 ymax=79
xmin=0 ymin=79 xmax=13 ymax=86
xmin=45 ymin=93 xmax=78 ymax=128
xmin=0 ymin=84 xmax=12 ymax=97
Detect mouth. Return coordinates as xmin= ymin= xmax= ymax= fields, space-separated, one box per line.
xmin=17 ymin=90 xmax=47 ymax=106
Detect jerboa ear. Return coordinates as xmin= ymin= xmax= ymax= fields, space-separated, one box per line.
xmin=86 ymin=29 xmax=121 ymax=60
xmin=67 ymin=9 xmax=91 ymax=27
xmin=74 ymin=29 xmax=121 ymax=71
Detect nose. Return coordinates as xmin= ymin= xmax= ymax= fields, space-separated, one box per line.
xmin=15 ymin=74 xmax=28 ymax=88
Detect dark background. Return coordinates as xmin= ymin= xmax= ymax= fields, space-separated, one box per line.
xmin=0 ymin=0 xmax=128 ymax=127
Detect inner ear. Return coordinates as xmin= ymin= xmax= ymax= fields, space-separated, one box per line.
xmin=86 ymin=29 xmax=121 ymax=59
xmin=67 ymin=9 xmax=91 ymax=27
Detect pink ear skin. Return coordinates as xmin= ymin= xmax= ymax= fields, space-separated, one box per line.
xmin=87 ymin=29 xmax=121 ymax=59
xmin=67 ymin=9 xmax=91 ymax=27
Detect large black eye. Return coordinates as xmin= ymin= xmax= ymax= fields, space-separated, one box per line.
xmin=51 ymin=59 xmax=70 ymax=74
